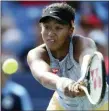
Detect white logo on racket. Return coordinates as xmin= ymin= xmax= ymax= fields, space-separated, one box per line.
xmin=90 ymin=68 xmax=102 ymax=89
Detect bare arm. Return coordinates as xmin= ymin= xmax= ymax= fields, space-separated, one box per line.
xmin=27 ymin=47 xmax=60 ymax=90
xmin=66 ymin=38 xmax=97 ymax=97
xmin=78 ymin=38 xmax=97 ymax=82
xmin=79 ymin=38 xmax=97 ymax=66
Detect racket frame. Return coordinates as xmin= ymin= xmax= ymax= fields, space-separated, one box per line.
xmin=80 ymin=51 xmax=106 ymax=105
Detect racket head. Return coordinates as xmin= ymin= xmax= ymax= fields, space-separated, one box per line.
xmin=86 ymin=51 xmax=106 ymax=105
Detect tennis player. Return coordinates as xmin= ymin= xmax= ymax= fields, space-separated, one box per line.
xmin=27 ymin=3 xmax=108 ymax=110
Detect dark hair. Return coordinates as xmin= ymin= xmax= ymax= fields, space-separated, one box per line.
xmin=40 ymin=2 xmax=75 ymax=26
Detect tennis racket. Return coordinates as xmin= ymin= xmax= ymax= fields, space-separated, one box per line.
xmin=78 ymin=51 xmax=106 ymax=105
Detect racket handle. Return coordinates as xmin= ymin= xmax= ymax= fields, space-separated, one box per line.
xmin=80 ymin=86 xmax=97 ymax=105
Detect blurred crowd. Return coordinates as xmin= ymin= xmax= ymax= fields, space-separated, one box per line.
xmin=1 ymin=1 xmax=109 ymax=110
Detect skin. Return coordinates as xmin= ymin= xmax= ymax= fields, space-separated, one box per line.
xmin=27 ymin=18 xmax=96 ymax=98
xmin=40 ymin=19 xmax=73 ymax=60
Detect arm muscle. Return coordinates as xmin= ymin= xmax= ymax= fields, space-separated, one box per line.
xmin=27 ymin=47 xmax=60 ymax=90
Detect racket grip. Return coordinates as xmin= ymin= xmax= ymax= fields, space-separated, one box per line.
xmin=80 ymin=86 xmax=96 ymax=105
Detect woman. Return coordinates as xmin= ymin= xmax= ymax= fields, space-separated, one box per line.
xmin=27 ymin=2 xmax=108 ymax=110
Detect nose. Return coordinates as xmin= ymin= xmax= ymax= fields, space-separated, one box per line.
xmin=48 ymin=29 xmax=55 ymax=36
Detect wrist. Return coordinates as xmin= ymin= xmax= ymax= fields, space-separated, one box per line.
xmin=56 ymin=77 xmax=75 ymax=93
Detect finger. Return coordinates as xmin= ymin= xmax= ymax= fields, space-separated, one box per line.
xmin=72 ymin=84 xmax=85 ymax=96
xmin=64 ymin=87 xmax=69 ymax=95
xmin=64 ymin=84 xmax=75 ymax=97
xmin=79 ymin=81 xmax=86 ymax=87
xmin=69 ymin=84 xmax=75 ymax=97
xmin=70 ymin=84 xmax=78 ymax=97
xmin=78 ymin=85 xmax=84 ymax=91
xmin=64 ymin=86 xmax=72 ymax=97
xmin=73 ymin=84 xmax=80 ymax=92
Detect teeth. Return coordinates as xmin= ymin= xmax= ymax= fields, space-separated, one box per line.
xmin=47 ymin=39 xmax=55 ymax=42
xmin=50 ymin=40 xmax=54 ymax=42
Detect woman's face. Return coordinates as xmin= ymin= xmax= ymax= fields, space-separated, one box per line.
xmin=40 ymin=18 xmax=73 ymax=51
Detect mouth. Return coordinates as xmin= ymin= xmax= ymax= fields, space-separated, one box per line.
xmin=47 ymin=39 xmax=55 ymax=43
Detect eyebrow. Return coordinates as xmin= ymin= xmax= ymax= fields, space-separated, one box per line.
xmin=42 ymin=21 xmax=68 ymax=26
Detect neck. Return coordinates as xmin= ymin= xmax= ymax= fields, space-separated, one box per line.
xmin=51 ymin=38 xmax=70 ymax=61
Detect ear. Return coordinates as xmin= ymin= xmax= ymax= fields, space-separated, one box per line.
xmin=39 ymin=24 xmax=43 ymax=34
xmin=69 ymin=20 xmax=75 ymax=35
xmin=69 ymin=26 xmax=74 ymax=35
xmin=41 ymin=30 xmax=43 ymax=34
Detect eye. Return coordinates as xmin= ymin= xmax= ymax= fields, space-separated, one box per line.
xmin=44 ymin=25 xmax=50 ymax=30
xmin=55 ymin=26 xmax=63 ymax=30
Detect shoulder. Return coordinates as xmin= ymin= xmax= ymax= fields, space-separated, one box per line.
xmin=72 ymin=35 xmax=96 ymax=63
xmin=27 ymin=44 xmax=49 ymax=64
xmin=28 ymin=44 xmax=46 ymax=56
xmin=72 ymin=34 xmax=96 ymax=50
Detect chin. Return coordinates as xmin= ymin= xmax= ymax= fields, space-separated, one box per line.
xmin=47 ymin=45 xmax=59 ymax=51
xmin=49 ymin=47 xmax=58 ymax=51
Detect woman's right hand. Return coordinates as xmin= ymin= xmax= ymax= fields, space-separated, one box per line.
xmin=64 ymin=81 xmax=86 ymax=97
